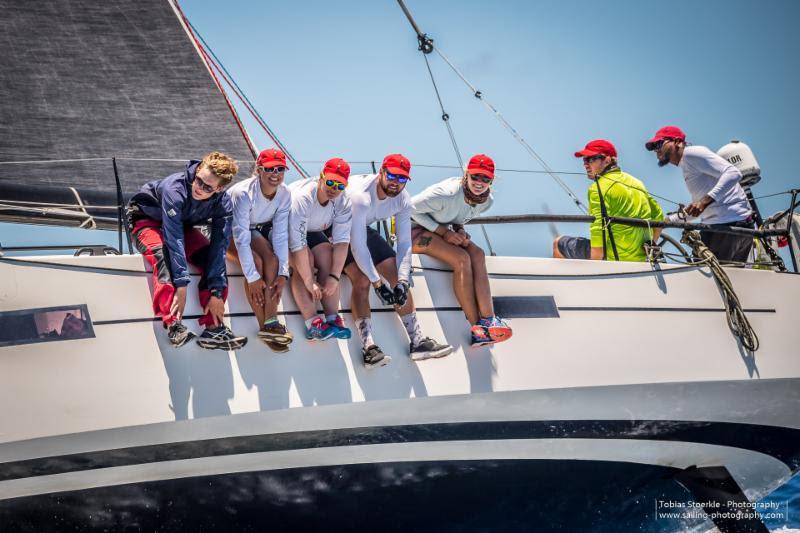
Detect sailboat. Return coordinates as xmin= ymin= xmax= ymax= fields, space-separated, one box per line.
xmin=1 ymin=1 xmax=798 ymax=531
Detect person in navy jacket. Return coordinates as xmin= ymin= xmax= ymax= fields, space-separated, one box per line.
xmin=127 ymin=151 xmax=247 ymax=350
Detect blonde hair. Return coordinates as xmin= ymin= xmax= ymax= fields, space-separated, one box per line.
xmin=198 ymin=151 xmax=238 ymax=186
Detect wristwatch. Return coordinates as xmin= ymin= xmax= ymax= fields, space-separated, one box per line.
xmin=210 ymin=288 xmax=224 ymax=299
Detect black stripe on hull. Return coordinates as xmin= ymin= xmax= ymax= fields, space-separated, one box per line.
xmin=0 ymin=459 xmax=705 ymax=532
xmin=3 ymin=420 xmax=800 ymax=483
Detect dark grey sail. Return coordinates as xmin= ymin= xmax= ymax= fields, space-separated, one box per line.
xmin=0 ymin=0 xmax=255 ymax=229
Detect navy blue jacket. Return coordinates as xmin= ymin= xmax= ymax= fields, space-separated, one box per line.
xmin=129 ymin=161 xmax=232 ymax=289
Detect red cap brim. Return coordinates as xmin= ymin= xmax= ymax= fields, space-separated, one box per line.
xmin=259 ymin=161 xmax=287 ymax=168
xmin=574 ymin=149 xmax=601 ymax=158
xmin=386 ymin=166 xmax=410 ymax=178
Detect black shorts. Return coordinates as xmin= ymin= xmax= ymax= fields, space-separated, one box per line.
xmin=557 ymin=235 xmax=591 ymax=259
xmin=700 ymin=219 xmax=754 ymax=263
xmin=306 ymin=230 xmax=332 ymax=250
xmin=345 ymin=226 xmax=396 ymax=270
xmin=253 ymin=221 xmax=273 ymax=240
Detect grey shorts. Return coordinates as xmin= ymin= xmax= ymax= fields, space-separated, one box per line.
xmin=557 ymin=236 xmax=591 ymax=259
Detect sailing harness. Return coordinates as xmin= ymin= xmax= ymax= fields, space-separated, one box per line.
xmin=594 ymin=167 xmax=619 ymax=261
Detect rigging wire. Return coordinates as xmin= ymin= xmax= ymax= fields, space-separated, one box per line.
xmin=422 ymin=54 xmax=463 ymax=168
xmin=182 ymin=19 xmax=308 ymax=178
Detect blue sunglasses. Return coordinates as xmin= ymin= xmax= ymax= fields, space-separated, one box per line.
xmin=385 ymin=171 xmax=410 ymax=184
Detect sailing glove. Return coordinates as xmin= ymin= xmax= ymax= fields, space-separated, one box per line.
xmin=393 ymin=281 xmax=410 ymax=306
xmin=374 ymin=283 xmax=395 ymax=305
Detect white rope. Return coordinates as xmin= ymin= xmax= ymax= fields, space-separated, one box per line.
xmin=68 ymin=187 xmax=96 ymax=229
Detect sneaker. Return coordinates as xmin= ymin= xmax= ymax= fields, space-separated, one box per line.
xmin=409 ymin=337 xmax=453 ymax=361
xmin=261 ymin=338 xmax=290 ymax=354
xmin=470 ymin=324 xmax=494 ymax=348
xmin=486 ymin=316 xmax=513 ymax=343
xmin=327 ymin=315 xmax=352 ymax=339
xmin=363 ymin=344 xmax=391 ymax=368
xmin=196 ymin=325 xmax=248 ymax=351
xmin=258 ymin=320 xmax=293 ymax=345
xmin=306 ymin=317 xmax=336 ymax=341
xmin=167 ymin=321 xmax=195 ymax=348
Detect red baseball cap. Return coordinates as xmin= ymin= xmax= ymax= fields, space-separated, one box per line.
xmin=322 ymin=157 xmax=350 ymax=184
xmin=574 ymin=139 xmax=617 ymax=158
xmin=382 ymin=153 xmax=411 ymax=178
xmin=466 ymin=154 xmax=495 ymax=179
xmin=645 ymin=126 xmax=686 ymax=151
xmin=256 ymin=148 xmax=287 ymax=168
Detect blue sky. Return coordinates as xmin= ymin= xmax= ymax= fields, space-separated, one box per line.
xmin=4 ymin=0 xmax=799 ymax=261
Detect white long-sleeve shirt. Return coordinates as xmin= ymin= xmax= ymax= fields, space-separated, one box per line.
xmin=678 ymin=145 xmax=751 ymax=224
xmin=411 ymin=176 xmax=494 ymax=230
xmin=287 ymin=177 xmax=352 ymax=251
xmin=227 ymin=176 xmax=290 ymax=282
xmin=346 ymin=173 xmax=412 ymax=284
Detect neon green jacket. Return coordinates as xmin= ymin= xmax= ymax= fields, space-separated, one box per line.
xmin=588 ymin=168 xmax=664 ymax=262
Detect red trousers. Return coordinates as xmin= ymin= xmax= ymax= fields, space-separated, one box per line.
xmin=132 ymin=219 xmax=227 ymax=327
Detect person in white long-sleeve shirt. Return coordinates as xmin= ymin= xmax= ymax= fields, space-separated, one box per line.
xmin=411 ymin=154 xmax=512 ymax=347
xmin=288 ymin=158 xmax=353 ymax=341
xmin=343 ymin=153 xmax=453 ymax=368
xmin=646 ymin=126 xmax=753 ymax=262
xmin=226 ymin=148 xmax=293 ymax=352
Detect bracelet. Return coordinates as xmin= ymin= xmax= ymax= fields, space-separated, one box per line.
xmin=328 ymin=273 xmax=340 ymax=281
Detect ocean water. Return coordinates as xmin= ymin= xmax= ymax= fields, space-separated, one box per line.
xmin=759 ymin=472 xmax=800 ymax=531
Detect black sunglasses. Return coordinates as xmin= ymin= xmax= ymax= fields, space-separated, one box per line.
xmin=582 ymin=155 xmax=605 ymax=164
xmin=324 ymin=179 xmax=346 ymax=191
xmin=648 ymin=139 xmax=672 ymax=151
xmin=469 ymin=173 xmax=493 ymax=184
xmin=193 ymin=175 xmax=217 ymax=193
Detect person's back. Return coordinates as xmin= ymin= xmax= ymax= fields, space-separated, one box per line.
xmin=590 ymin=168 xmax=664 ymax=262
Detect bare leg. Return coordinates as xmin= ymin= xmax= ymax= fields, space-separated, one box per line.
xmin=465 ymin=241 xmax=494 ymax=318
xmin=413 ymin=231 xmax=479 ymax=324
xmin=289 ymin=248 xmax=318 ymax=321
xmin=312 ymin=242 xmax=339 ymax=317
xmin=227 ymin=241 xmax=265 ymax=326
xmin=344 ymin=261 xmax=372 ymax=321
xmin=251 ymin=235 xmax=279 ymax=322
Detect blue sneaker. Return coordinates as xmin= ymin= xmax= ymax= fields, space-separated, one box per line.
xmin=486 ymin=316 xmax=513 ymax=343
xmin=327 ymin=315 xmax=352 ymax=339
xmin=306 ymin=317 xmax=335 ymax=341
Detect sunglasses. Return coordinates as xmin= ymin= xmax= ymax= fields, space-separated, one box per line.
xmin=582 ymin=155 xmax=606 ymax=164
xmin=469 ymin=173 xmax=493 ymax=184
xmin=385 ymin=171 xmax=410 ymax=184
xmin=649 ymin=139 xmax=671 ymax=151
xmin=324 ymin=179 xmax=346 ymax=191
xmin=260 ymin=166 xmax=287 ymax=174
xmin=193 ymin=175 xmax=217 ymax=194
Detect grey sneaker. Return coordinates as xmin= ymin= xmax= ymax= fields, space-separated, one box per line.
xmin=197 ymin=325 xmax=248 ymax=351
xmin=363 ymin=344 xmax=391 ymax=368
xmin=410 ymin=337 xmax=453 ymax=361
xmin=167 ymin=321 xmax=195 ymax=348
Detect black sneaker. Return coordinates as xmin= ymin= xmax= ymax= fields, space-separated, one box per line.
xmin=167 ymin=321 xmax=195 ymax=348
xmin=410 ymin=337 xmax=453 ymax=361
xmin=363 ymin=344 xmax=391 ymax=369
xmin=197 ymin=325 xmax=248 ymax=351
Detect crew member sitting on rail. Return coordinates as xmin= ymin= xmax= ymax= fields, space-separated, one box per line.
xmin=411 ymin=154 xmax=512 ymax=347
xmin=553 ymin=139 xmax=664 ymax=262
xmin=645 ymin=126 xmax=754 ymax=263
xmin=226 ymin=148 xmax=293 ymax=353
xmin=287 ymin=158 xmax=353 ymax=342
xmin=127 ymin=151 xmax=247 ymax=350
xmin=344 ymin=153 xmax=453 ymax=368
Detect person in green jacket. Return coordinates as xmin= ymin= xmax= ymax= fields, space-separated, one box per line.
xmin=553 ymin=139 xmax=664 ymax=262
